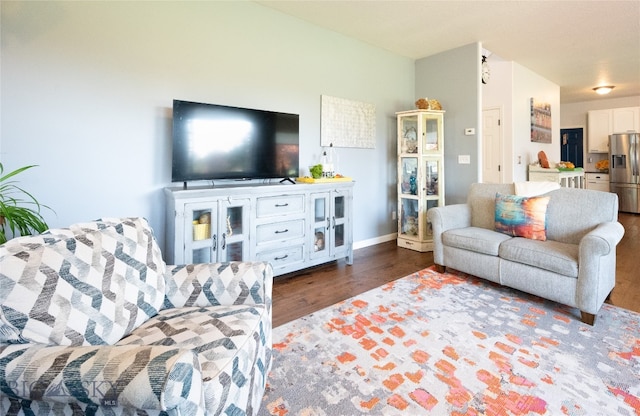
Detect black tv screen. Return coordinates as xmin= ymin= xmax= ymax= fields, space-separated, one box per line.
xmin=171 ymin=100 xmax=300 ymax=182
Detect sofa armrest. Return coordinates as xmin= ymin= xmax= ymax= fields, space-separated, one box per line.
xmin=427 ymin=204 xmax=471 ymax=266
xmin=0 ymin=343 xmax=202 ymax=412
xmin=579 ymin=221 xmax=625 ymax=258
xmin=576 ymin=221 xmax=625 ymax=314
xmin=163 ymin=261 xmax=273 ymax=310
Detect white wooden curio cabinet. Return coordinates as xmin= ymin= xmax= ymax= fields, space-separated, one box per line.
xmin=396 ymin=109 xmax=445 ymax=252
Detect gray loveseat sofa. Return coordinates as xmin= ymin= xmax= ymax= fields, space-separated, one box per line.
xmin=0 ymin=217 xmax=272 ymax=415
xmin=427 ymin=183 xmax=624 ymax=325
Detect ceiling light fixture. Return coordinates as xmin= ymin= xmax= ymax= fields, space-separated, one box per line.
xmin=593 ymin=86 xmax=615 ymax=95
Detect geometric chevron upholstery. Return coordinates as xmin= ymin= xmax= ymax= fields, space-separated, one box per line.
xmin=0 ymin=217 xmax=273 ymax=416
xmin=0 ymin=217 xmax=166 ymax=346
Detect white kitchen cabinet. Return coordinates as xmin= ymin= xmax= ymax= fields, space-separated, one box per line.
xmin=589 ymin=107 xmax=640 ymax=153
xmin=612 ymin=107 xmax=640 ymax=133
xmin=585 ymin=172 xmax=610 ymax=192
xmin=588 ymin=109 xmax=612 ymax=153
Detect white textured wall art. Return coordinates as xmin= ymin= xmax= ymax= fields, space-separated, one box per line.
xmin=321 ymin=95 xmax=376 ymax=148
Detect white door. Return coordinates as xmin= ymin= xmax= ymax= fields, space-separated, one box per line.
xmin=482 ymin=107 xmax=503 ymax=183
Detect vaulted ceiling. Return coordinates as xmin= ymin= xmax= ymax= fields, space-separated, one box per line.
xmin=257 ymin=1 xmax=640 ymax=104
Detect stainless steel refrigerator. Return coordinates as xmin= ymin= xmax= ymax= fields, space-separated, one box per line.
xmin=610 ymin=132 xmax=640 ymax=213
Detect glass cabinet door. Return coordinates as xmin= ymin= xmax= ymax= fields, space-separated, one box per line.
xmin=185 ymin=199 xmax=249 ymax=264
xmin=333 ymin=194 xmax=345 ymax=249
xmin=400 ymin=157 xmax=419 ymax=195
xmin=219 ymin=200 xmax=249 ymax=262
xmin=399 ymin=197 xmax=419 ymax=239
xmin=311 ymin=193 xmax=329 ymax=257
xmin=399 ymin=115 xmax=419 ymax=154
xmin=310 ymin=191 xmax=348 ymax=259
xmin=422 ymin=113 xmax=442 ymax=153
xmin=424 ymin=159 xmax=440 ymax=196
xmin=186 ymin=203 xmax=217 ymax=264
xmin=423 ymin=158 xmax=441 ymax=239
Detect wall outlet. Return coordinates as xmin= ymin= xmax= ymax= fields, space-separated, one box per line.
xmin=458 ymin=155 xmax=471 ymax=164
xmin=392 ymin=210 xmax=396 ymax=220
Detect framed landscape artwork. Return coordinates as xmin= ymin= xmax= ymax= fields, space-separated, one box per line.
xmin=530 ymin=98 xmax=552 ymax=143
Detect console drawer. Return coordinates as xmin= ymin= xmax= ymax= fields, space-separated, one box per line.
xmin=256 ymin=219 xmax=305 ymax=244
xmin=256 ymin=194 xmax=305 ymax=217
xmin=256 ymin=245 xmax=304 ymax=268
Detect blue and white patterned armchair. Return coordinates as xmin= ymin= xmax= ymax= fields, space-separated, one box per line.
xmin=0 ymin=217 xmax=273 ymax=415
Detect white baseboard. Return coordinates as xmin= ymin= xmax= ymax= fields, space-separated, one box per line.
xmin=353 ymin=233 xmax=397 ymax=250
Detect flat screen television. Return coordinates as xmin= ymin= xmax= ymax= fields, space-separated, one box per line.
xmin=171 ymin=99 xmax=300 ymax=183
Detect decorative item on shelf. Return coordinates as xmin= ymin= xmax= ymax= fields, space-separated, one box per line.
xmin=403 ymin=216 xmax=418 ymax=236
xmin=309 ymin=164 xmax=323 ymax=179
xmin=409 ymin=174 xmax=417 ymax=195
xmin=428 ymin=99 xmax=442 ymax=110
xmin=415 ymin=98 xmax=429 ymax=109
xmin=556 ymin=161 xmax=575 ymax=171
xmin=193 ymin=212 xmax=211 ymax=241
xmin=595 ymin=159 xmax=609 ymax=173
xmin=414 ymin=98 xmax=443 ymax=111
xmin=296 ymin=175 xmax=352 ymax=183
xmin=403 ymin=126 xmax=418 ymax=153
xmin=537 ymin=150 xmax=550 ymax=168
xmin=314 ymin=231 xmax=325 ymax=252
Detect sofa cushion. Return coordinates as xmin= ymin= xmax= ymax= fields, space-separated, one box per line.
xmin=495 ymin=193 xmax=550 ymax=241
xmin=499 ymin=237 xmax=579 ymax=277
xmin=0 ymin=217 xmax=166 ymax=346
xmin=442 ymin=227 xmax=512 ymax=256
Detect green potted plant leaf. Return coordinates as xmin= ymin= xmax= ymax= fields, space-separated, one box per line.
xmin=0 ymin=163 xmax=52 ymax=244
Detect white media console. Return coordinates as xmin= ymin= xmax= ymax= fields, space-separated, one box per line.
xmin=164 ymin=181 xmax=354 ymax=276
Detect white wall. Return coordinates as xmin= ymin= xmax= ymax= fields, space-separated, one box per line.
xmin=481 ymin=60 xmax=560 ymax=183
xmin=511 ymin=63 xmax=560 ymax=182
xmin=1 ymin=1 xmax=415 ymax=250
xmin=483 ymin=60 xmax=514 ymax=182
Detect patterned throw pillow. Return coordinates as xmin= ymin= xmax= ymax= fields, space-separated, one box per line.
xmin=0 ymin=218 xmax=166 ymax=346
xmin=494 ymin=193 xmax=550 ymax=241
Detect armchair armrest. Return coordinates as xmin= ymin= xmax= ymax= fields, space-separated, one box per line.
xmin=163 ymin=261 xmax=273 ymax=310
xmin=1 ymin=343 xmax=202 ymax=412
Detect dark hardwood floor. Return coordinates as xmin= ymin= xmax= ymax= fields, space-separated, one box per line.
xmin=272 ymin=212 xmax=639 ymax=328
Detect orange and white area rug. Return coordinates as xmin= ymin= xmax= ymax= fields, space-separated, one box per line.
xmin=260 ymin=266 xmax=639 ymax=415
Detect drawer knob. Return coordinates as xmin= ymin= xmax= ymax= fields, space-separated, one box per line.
xmin=274 ymin=229 xmax=289 ymax=234
xmin=275 ymin=203 xmax=289 ymax=207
